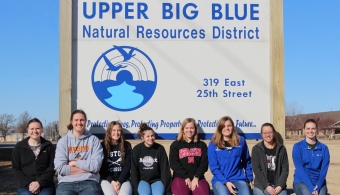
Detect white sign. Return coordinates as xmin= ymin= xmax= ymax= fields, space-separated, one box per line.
xmin=75 ymin=0 xmax=270 ymax=139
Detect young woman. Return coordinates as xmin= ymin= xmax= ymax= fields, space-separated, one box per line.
xmin=12 ymin=118 xmax=56 ymax=195
xmin=292 ymin=119 xmax=330 ymax=195
xmin=54 ymin=109 xmax=103 ymax=195
xmin=208 ymin=116 xmax=253 ymax=195
xmin=131 ymin=123 xmax=172 ymax=195
xmin=169 ymin=118 xmax=210 ymax=195
xmin=251 ymin=123 xmax=289 ymax=195
xmin=100 ymin=121 xmax=133 ymax=195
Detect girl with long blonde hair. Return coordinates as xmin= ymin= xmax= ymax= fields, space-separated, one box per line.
xmin=169 ymin=118 xmax=210 ymax=195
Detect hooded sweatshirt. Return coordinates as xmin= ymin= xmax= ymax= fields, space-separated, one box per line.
xmin=169 ymin=139 xmax=208 ymax=180
xmin=12 ymin=137 xmax=55 ymax=188
xmin=54 ymin=130 xmax=103 ymax=183
xmin=208 ymin=136 xmax=253 ymax=185
xmin=292 ymin=139 xmax=330 ymax=194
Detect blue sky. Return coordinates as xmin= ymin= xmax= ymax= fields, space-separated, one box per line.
xmin=0 ymin=1 xmax=339 ymax=124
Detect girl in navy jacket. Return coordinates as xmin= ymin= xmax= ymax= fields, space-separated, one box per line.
xmin=292 ymin=119 xmax=330 ymax=195
xmin=208 ymin=116 xmax=253 ymax=195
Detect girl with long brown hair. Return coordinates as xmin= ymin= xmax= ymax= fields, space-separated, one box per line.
xmin=100 ymin=121 xmax=133 ymax=195
xmin=208 ymin=116 xmax=253 ymax=195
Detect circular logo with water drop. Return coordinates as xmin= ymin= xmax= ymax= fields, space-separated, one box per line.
xmin=91 ymin=45 xmax=157 ymax=111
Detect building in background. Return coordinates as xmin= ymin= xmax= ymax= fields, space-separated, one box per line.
xmin=285 ymin=111 xmax=340 ymax=139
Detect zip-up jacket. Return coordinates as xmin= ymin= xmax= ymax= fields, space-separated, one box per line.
xmin=208 ymin=136 xmax=253 ymax=185
xmin=11 ymin=137 xmax=55 ymax=188
xmin=169 ymin=139 xmax=208 ymax=180
xmin=251 ymin=141 xmax=289 ymax=190
xmin=99 ymin=141 xmax=132 ymax=184
xmin=292 ymin=139 xmax=330 ymax=194
xmin=54 ymin=130 xmax=103 ymax=183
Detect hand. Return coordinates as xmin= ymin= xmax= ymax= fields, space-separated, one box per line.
xmin=266 ymin=185 xmax=276 ymax=195
xmin=312 ymin=185 xmax=319 ymax=195
xmin=111 ymin=181 xmax=121 ymax=194
xmin=226 ymin=182 xmax=237 ymax=195
xmin=249 ymin=181 xmax=254 ymax=189
xmin=274 ymin=186 xmax=282 ymax=195
xmin=185 ymin=178 xmax=192 ymax=189
xmin=29 ymin=181 xmax=40 ymax=194
xmin=191 ymin=177 xmax=199 ymax=191
xmin=68 ymin=160 xmax=77 ymax=167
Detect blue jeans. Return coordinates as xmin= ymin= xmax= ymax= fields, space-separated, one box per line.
xmin=213 ymin=181 xmax=250 ymax=195
xmin=17 ymin=185 xmax=55 ymax=195
xmin=293 ymin=182 xmax=327 ymax=195
xmin=56 ymin=180 xmax=102 ymax=195
xmin=253 ymin=186 xmax=288 ymax=195
xmin=137 ymin=180 xmax=164 ymax=195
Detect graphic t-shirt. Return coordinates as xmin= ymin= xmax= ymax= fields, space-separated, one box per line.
xmin=29 ymin=144 xmax=41 ymax=159
xmin=169 ymin=140 xmax=208 ymax=180
xmin=224 ymin=141 xmax=232 ymax=151
xmin=106 ymin=144 xmax=123 ymax=176
xmin=100 ymin=141 xmax=132 ymax=183
xmin=132 ymin=142 xmax=170 ymax=184
xmin=263 ymin=143 xmax=277 ymax=185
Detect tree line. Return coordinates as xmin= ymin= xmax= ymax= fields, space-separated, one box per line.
xmin=0 ymin=111 xmax=58 ymax=142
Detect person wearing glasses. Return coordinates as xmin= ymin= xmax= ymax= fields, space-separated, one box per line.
xmin=251 ymin=123 xmax=289 ymax=195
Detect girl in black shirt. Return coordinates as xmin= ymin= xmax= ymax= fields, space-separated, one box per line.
xmin=130 ymin=123 xmax=172 ymax=195
xmin=100 ymin=121 xmax=133 ymax=195
xmin=251 ymin=123 xmax=289 ymax=195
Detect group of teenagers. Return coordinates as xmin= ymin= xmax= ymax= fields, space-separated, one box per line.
xmin=12 ymin=109 xmax=330 ymax=195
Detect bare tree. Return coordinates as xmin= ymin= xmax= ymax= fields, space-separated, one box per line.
xmin=286 ymin=102 xmax=304 ymax=116
xmin=319 ymin=118 xmax=336 ymax=138
xmin=285 ymin=102 xmax=304 ymax=139
xmin=16 ymin=111 xmax=31 ymax=140
xmin=44 ymin=120 xmax=58 ymax=140
xmin=0 ymin=114 xmax=15 ymax=142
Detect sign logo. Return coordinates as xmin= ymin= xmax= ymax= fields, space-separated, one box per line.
xmin=91 ymin=45 xmax=157 ymax=111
